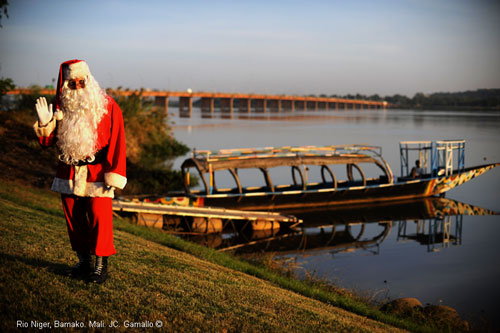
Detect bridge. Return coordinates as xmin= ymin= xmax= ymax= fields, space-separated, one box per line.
xmin=7 ymin=89 xmax=388 ymax=115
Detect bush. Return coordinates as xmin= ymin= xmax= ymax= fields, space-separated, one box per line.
xmin=111 ymin=90 xmax=191 ymax=195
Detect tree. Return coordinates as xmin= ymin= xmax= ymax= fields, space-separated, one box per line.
xmin=412 ymin=92 xmax=427 ymax=107
xmin=385 ymin=94 xmax=411 ymax=108
xmin=0 ymin=77 xmax=15 ymax=109
xmin=368 ymin=94 xmax=382 ymax=101
xmin=0 ymin=0 xmax=8 ymax=28
xmin=0 ymin=77 xmax=15 ymax=96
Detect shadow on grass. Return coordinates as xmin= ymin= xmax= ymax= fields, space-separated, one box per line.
xmin=0 ymin=252 xmax=88 ymax=281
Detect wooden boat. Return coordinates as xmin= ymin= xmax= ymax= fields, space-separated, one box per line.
xmin=112 ymin=198 xmax=300 ymax=233
xmin=176 ymin=140 xmax=498 ymax=211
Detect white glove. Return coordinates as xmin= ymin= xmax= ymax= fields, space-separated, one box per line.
xmin=35 ymin=97 xmax=53 ymax=126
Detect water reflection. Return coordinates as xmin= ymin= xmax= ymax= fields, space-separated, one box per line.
xmin=179 ymin=111 xmax=192 ymax=118
xmin=200 ymin=112 xmax=215 ymax=119
xmin=170 ymin=107 xmax=500 ymax=326
xmin=397 ymin=218 xmax=461 ymax=253
xmin=181 ymin=198 xmax=497 ymax=255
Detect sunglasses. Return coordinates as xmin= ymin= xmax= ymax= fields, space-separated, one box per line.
xmin=67 ymin=78 xmax=86 ymax=90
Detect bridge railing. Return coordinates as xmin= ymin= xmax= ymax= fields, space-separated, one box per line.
xmin=6 ymin=88 xmax=388 ymax=109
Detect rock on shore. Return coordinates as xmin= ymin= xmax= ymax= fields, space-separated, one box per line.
xmin=381 ymin=298 xmax=469 ymax=331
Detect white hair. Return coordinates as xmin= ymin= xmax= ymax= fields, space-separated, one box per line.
xmin=57 ymin=74 xmax=109 ymax=165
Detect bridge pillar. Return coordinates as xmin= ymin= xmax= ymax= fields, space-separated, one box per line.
xmin=255 ymin=99 xmax=267 ymax=112
xmin=282 ymin=99 xmax=294 ymax=112
xmin=268 ymin=99 xmax=281 ymax=112
xmin=269 ymin=100 xmax=275 ymax=112
xmin=154 ymin=96 xmax=169 ymax=115
xmin=239 ymin=98 xmax=251 ymax=113
xmin=220 ymin=98 xmax=233 ymax=113
xmin=179 ymin=96 xmax=192 ymax=117
xmin=201 ymin=97 xmax=214 ymax=114
xmin=246 ymin=98 xmax=251 ymax=112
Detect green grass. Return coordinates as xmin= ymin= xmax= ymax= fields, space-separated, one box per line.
xmin=0 ymin=179 xmax=436 ymax=332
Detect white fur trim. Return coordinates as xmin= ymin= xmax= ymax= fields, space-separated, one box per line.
xmin=104 ymin=172 xmax=127 ymax=190
xmin=54 ymin=111 xmax=64 ymax=121
xmin=63 ymin=61 xmax=90 ymax=80
xmin=51 ymin=177 xmax=115 ymax=198
xmin=73 ymin=165 xmax=88 ymax=196
xmin=33 ymin=117 xmax=57 ymax=137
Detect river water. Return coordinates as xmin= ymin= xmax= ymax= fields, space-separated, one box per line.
xmin=170 ymin=107 xmax=500 ymax=326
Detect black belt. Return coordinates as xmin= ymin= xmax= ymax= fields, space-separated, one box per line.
xmin=65 ymin=147 xmax=108 ymax=166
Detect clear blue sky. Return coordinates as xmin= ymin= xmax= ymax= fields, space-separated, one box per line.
xmin=1 ymin=0 xmax=499 ymax=96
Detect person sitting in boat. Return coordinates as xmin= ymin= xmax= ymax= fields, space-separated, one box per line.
xmin=410 ymin=160 xmax=424 ymax=178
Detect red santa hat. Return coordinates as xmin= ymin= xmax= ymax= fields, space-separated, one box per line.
xmin=55 ymin=59 xmax=91 ymax=109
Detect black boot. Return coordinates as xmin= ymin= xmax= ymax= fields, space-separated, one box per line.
xmin=67 ymin=251 xmax=93 ymax=278
xmin=88 ymin=256 xmax=109 ymax=284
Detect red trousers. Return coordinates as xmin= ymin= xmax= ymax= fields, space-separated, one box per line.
xmin=61 ymin=194 xmax=116 ymax=257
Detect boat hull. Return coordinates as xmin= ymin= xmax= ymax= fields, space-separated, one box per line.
xmin=197 ymin=163 xmax=498 ymax=211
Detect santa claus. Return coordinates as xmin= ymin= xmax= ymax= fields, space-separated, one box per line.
xmin=34 ymin=59 xmax=126 ymax=284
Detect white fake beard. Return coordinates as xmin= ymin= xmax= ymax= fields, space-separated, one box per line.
xmin=57 ymin=76 xmax=108 ymax=165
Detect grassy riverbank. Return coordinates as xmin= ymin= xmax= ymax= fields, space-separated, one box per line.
xmin=1 ymin=178 xmax=446 ymax=332
xmin=0 ymin=104 xmax=450 ymax=332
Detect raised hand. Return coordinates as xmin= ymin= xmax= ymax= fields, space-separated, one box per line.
xmin=35 ymin=97 xmax=53 ymax=126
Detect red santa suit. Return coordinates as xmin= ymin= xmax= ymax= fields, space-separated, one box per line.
xmin=34 ymin=60 xmax=126 ymax=257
